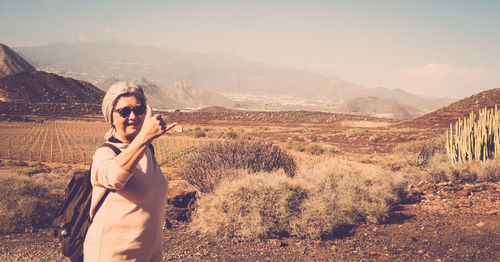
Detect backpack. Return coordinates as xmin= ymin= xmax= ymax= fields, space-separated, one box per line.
xmin=52 ymin=143 xmax=121 ymax=262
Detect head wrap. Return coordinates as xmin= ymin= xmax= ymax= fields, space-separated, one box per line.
xmin=101 ymin=81 xmax=147 ymax=139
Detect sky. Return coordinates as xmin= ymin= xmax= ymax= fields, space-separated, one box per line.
xmin=1 ymin=0 xmax=499 ymax=99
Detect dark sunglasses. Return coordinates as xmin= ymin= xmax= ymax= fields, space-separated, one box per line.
xmin=114 ymin=105 xmax=146 ymax=118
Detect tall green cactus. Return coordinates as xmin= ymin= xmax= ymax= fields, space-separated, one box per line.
xmin=446 ymin=105 xmax=500 ymax=165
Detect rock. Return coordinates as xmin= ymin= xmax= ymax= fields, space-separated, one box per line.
xmin=486 ymin=210 xmax=499 ymax=215
xmin=167 ymin=180 xmax=197 ymax=208
xmin=166 ymin=180 xmax=198 ymax=224
xmin=456 ymin=189 xmax=471 ymax=197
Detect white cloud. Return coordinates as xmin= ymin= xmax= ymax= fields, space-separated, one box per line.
xmin=397 ymin=63 xmax=500 ymax=98
xmin=104 ymin=28 xmax=112 ymax=34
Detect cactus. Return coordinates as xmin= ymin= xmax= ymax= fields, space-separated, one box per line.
xmin=446 ymin=105 xmax=500 ymax=164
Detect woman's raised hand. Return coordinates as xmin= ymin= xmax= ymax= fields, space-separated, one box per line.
xmin=140 ymin=105 xmax=177 ymax=142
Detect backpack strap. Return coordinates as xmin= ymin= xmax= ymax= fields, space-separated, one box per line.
xmin=148 ymin=143 xmax=155 ymax=155
xmin=90 ymin=143 xmax=122 ymax=222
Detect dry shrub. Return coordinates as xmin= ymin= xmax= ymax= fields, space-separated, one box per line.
xmin=285 ymin=139 xmax=305 ymax=152
xmin=191 ymin=171 xmax=307 ymax=238
xmin=394 ymin=138 xmax=446 ymax=170
xmin=477 ymin=159 xmax=500 ymax=182
xmin=291 ymin=160 xmax=404 ymax=239
xmin=395 ymin=138 xmax=500 ymax=183
xmin=177 ymin=139 xmax=296 ymax=193
xmin=191 ymin=159 xmax=404 ymax=239
xmin=193 ymin=127 xmax=206 ymax=138
xmin=305 ymin=143 xmax=325 ymax=155
xmin=0 ymin=172 xmax=65 ymax=234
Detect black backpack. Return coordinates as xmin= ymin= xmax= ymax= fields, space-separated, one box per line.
xmin=53 ymin=143 xmax=121 ymax=262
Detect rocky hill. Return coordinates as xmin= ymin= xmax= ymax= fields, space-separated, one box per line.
xmin=397 ymin=88 xmax=500 ymax=128
xmin=0 ymin=71 xmax=104 ymax=104
xmin=0 ymin=43 xmax=36 ymax=78
xmin=333 ymin=96 xmax=421 ymax=119
xmin=97 ymin=77 xmax=179 ymax=109
xmin=163 ymin=80 xmax=235 ymax=109
xmin=97 ymin=77 xmax=235 ymax=109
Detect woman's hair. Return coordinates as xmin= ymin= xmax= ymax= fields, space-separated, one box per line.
xmin=101 ymin=81 xmax=147 ymax=139
xmin=102 ymin=81 xmax=147 ymax=125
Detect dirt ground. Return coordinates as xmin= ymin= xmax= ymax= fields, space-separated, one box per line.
xmin=0 ymin=111 xmax=499 ymax=261
xmin=0 ymin=180 xmax=498 ymax=261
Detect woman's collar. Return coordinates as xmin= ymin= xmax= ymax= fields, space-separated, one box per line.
xmin=108 ymin=136 xmax=126 ymax=144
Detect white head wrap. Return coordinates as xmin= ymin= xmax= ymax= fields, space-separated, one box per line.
xmin=101 ymin=81 xmax=147 ymax=139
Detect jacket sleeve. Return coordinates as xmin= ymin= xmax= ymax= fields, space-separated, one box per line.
xmin=90 ymin=147 xmax=133 ymax=190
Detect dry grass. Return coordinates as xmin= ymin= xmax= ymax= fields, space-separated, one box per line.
xmin=177 ymin=139 xmax=296 ymax=193
xmin=394 ymin=137 xmax=446 ymax=170
xmin=0 ymin=171 xmax=68 ymax=234
xmin=191 ymin=159 xmax=405 ymax=239
xmin=285 ymin=139 xmax=305 ymax=152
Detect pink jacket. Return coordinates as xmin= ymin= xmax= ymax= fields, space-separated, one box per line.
xmin=84 ymin=141 xmax=167 ymax=262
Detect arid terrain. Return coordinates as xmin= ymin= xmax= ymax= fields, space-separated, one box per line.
xmin=0 ymin=95 xmax=499 ymax=261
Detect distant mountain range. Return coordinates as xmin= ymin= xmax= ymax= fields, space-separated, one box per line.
xmin=13 ymin=41 xmax=453 ymax=118
xmin=0 ymin=43 xmax=236 ymax=112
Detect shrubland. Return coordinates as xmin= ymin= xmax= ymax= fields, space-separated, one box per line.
xmin=394 ymin=137 xmax=500 ymax=183
xmin=176 ymin=139 xmax=296 ymax=193
xmin=0 ymin=169 xmax=68 ymax=234
xmin=190 ymin=159 xmax=405 ymax=239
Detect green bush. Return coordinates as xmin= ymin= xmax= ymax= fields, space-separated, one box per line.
xmin=177 ymin=139 xmax=296 ymax=193
xmin=191 ymin=159 xmax=405 ymax=239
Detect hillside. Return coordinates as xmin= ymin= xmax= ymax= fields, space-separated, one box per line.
xmin=333 ymin=96 xmax=421 ymax=119
xmin=96 ymin=77 xmax=179 ymax=109
xmin=163 ymin=80 xmax=236 ymax=109
xmin=396 ymin=88 xmax=500 ymax=128
xmin=0 ymin=71 xmax=104 ymax=103
xmin=0 ymin=43 xmax=36 ymax=78
xmin=97 ymin=77 xmax=235 ymax=109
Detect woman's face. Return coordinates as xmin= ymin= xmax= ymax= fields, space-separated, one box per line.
xmin=112 ymin=95 xmax=145 ymax=143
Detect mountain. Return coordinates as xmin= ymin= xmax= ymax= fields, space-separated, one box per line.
xmin=163 ymin=80 xmax=236 ymax=109
xmin=310 ymin=77 xmax=452 ymax=113
xmin=333 ymin=96 xmax=421 ymax=119
xmin=96 ymin=77 xmax=179 ymax=108
xmin=0 ymin=43 xmax=36 ymax=78
xmin=96 ymin=77 xmax=235 ymax=109
xmin=14 ymin=41 xmax=450 ymax=115
xmin=0 ymin=71 xmax=104 ymax=103
xmin=397 ymin=88 xmax=500 ymax=128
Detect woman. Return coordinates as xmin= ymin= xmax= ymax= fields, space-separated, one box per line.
xmin=84 ymin=81 xmax=176 ymax=261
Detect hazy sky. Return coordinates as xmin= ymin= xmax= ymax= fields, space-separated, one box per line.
xmin=1 ymin=0 xmax=499 ymax=98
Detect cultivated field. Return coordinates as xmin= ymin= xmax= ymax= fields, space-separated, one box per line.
xmin=0 ymin=119 xmax=213 ymax=166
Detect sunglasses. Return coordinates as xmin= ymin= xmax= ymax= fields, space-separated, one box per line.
xmin=114 ymin=105 xmax=146 ymax=118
